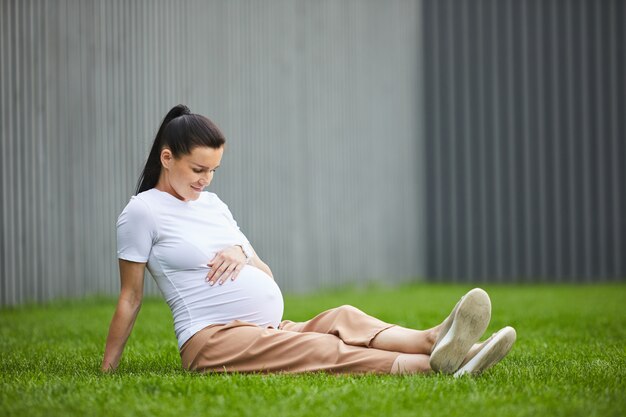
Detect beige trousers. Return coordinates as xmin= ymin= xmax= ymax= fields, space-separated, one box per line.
xmin=179 ymin=305 xmax=402 ymax=374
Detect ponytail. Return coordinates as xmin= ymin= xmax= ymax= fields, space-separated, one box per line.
xmin=135 ymin=104 xmax=225 ymax=195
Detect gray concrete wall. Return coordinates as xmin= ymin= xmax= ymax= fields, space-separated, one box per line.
xmin=422 ymin=0 xmax=625 ymax=282
xmin=0 ymin=0 xmax=425 ymax=306
xmin=3 ymin=0 xmax=623 ymax=307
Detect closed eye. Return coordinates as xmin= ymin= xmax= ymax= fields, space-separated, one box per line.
xmin=193 ymin=168 xmax=218 ymax=173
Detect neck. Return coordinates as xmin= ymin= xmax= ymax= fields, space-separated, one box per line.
xmin=154 ymin=177 xmax=186 ymax=202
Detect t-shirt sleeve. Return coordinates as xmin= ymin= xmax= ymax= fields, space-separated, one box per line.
xmin=116 ymin=197 xmax=158 ymax=262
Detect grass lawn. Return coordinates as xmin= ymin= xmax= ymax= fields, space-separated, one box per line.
xmin=1 ymin=283 xmax=625 ymax=417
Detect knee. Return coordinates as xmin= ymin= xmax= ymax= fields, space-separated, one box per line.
xmin=336 ymin=304 xmax=362 ymax=315
xmin=332 ymin=305 xmax=364 ymax=320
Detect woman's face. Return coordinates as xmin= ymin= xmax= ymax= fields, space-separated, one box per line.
xmin=157 ymin=145 xmax=224 ymax=201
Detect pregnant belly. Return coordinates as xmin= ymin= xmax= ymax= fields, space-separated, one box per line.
xmin=184 ymin=265 xmax=284 ymax=328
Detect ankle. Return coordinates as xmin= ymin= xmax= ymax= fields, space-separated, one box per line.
xmin=426 ymin=327 xmax=439 ymax=352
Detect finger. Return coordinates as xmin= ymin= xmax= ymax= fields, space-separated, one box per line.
xmin=207 ymin=259 xmax=216 ymax=276
xmin=207 ymin=252 xmax=220 ymax=266
xmin=219 ymin=263 xmax=238 ymax=285
xmin=211 ymin=263 xmax=230 ymax=285
xmin=207 ymin=255 xmax=225 ymax=278
xmin=224 ymin=262 xmax=243 ymax=283
xmin=207 ymin=259 xmax=226 ymax=284
xmin=230 ymin=264 xmax=243 ymax=281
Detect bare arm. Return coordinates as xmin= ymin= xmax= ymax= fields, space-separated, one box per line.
xmin=248 ymin=246 xmax=273 ymax=279
xmin=101 ymin=259 xmax=146 ymax=373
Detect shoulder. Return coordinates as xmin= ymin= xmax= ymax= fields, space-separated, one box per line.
xmin=121 ymin=193 xmax=152 ymax=213
xmin=116 ymin=193 xmax=156 ymax=226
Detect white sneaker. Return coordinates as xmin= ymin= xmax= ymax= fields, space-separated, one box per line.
xmin=453 ymin=326 xmax=517 ymax=378
xmin=429 ymin=288 xmax=492 ymax=374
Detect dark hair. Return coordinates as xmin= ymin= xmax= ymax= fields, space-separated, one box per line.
xmin=135 ymin=104 xmax=226 ymax=194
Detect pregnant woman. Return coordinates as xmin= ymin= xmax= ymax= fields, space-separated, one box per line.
xmin=101 ymin=105 xmax=517 ymax=376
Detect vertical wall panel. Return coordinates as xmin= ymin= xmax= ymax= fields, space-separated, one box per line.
xmin=0 ymin=0 xmax=424 ymax=306
xmin=423 ymin=0 xmax=626 ymax=282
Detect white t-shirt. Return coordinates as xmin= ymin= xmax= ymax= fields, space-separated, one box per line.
xmin=116 ymin=188 xmax=284 ymax=350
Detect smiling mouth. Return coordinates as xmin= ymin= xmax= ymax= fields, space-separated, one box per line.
xmin=191 ymin=185 xmax=203 ymax=192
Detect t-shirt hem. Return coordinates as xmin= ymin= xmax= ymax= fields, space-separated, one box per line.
xmin=117 ymin=253 xmax=149 ymax=263
xmin=178 ymin=322 xmax=221 ymax=350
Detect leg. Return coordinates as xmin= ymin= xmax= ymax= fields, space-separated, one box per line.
xmin=279 ymin=305 xmax=441 ymax=355
xmin=181 ymin=319 xmax=432 ymax=375
xmin=371 ymin=324 xmax=441 ymax=355
xmin=374 ymin=288 xmax=493 ymax=362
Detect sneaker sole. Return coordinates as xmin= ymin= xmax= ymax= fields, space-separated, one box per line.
xmin=453 ymin=326 xmax=517 ymax=378
xmin=429 ymin=288 xmax=491 ymax=374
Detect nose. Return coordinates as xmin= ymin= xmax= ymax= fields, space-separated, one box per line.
xmin=199 ymin=172 xmax=211 ymax=185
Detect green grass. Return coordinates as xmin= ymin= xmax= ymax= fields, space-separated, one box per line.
xmin=1 ymin=283 xmax=625 ymax=417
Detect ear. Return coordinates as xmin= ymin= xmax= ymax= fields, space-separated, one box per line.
xmin=160 ymin=147 xmax=173 ymax=169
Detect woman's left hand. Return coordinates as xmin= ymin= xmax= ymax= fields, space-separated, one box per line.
xmin=206 ymin=245 xmax=247 ymax=285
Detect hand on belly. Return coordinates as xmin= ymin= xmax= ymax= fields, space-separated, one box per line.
xmin=191 ymin=265 xmax=284 ymax=327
